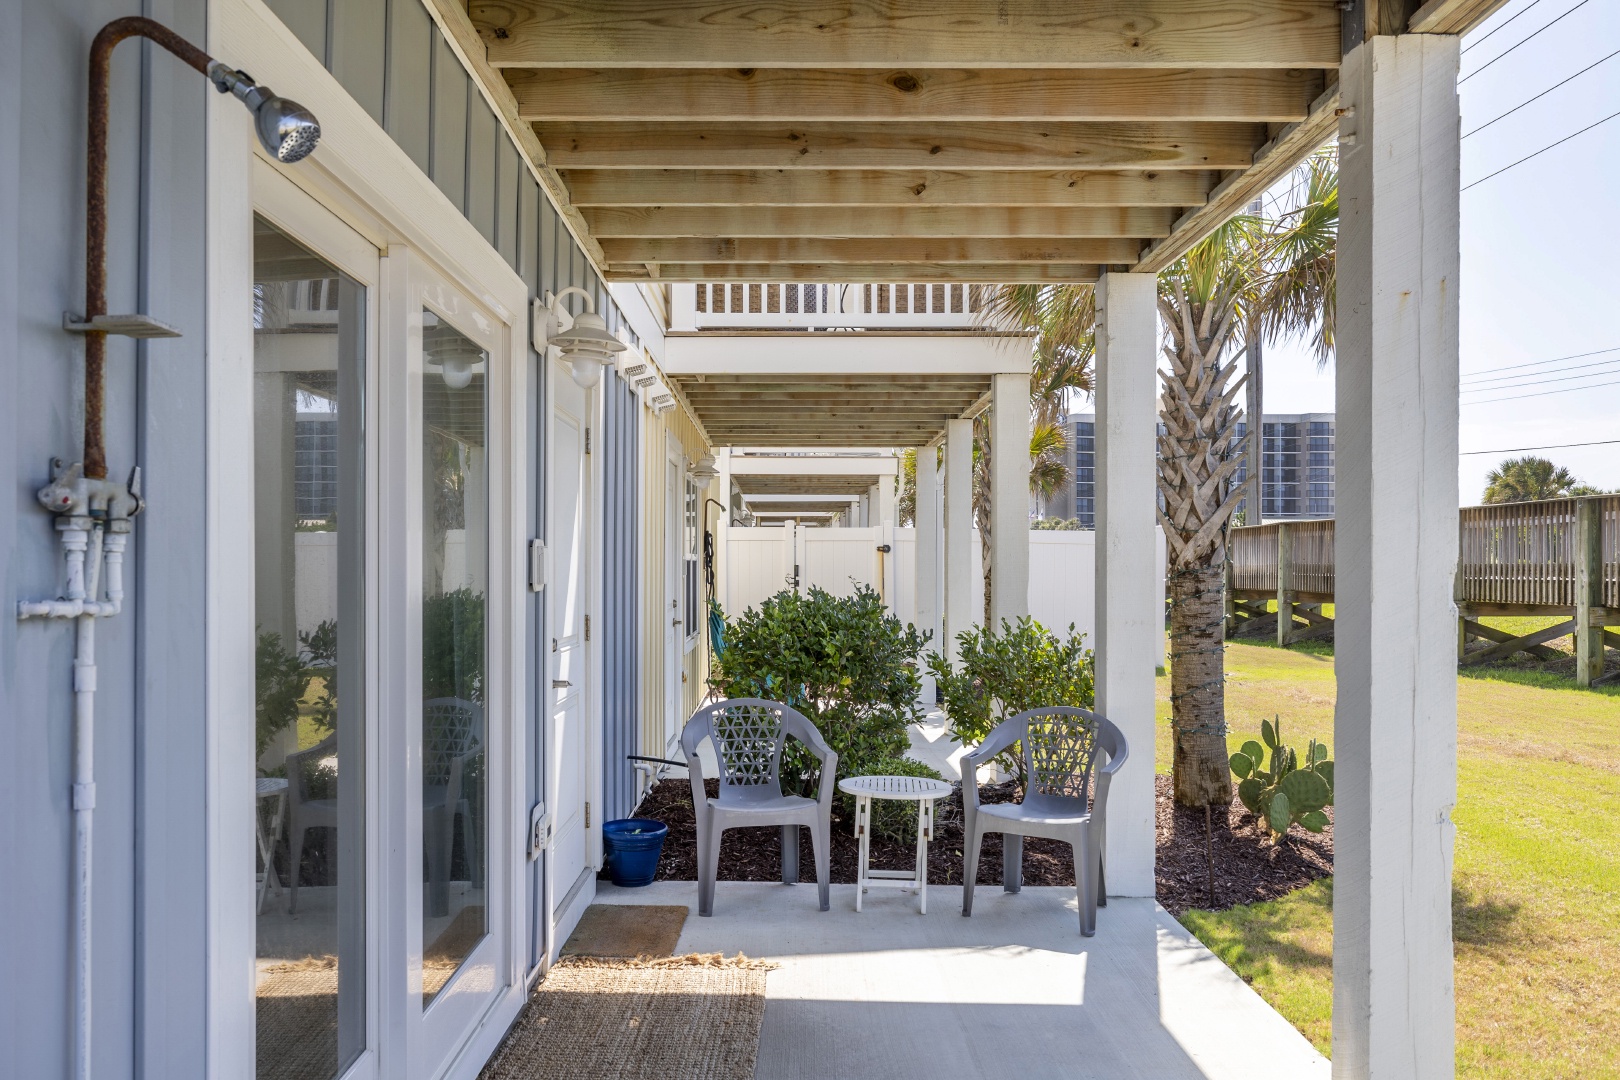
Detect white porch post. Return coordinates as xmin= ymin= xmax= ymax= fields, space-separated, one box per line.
xmin=1333 ymin=35 xmax=1460 ymax=1080
xmin=943 ymin=417 xmax=975 ymax=666
xmin=990 ymin=372 xmax=1031 ymax=628
xmin=915 ymin=445 xmax=942 ymax=699
xmin=1094 ymin=271 xmax=1159 ymax=898
xmin=874 ymin=474 xmax=897 ymax=527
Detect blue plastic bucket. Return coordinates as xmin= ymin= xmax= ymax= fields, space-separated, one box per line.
xmin=602 ymin=818 xmax=669 ymax=888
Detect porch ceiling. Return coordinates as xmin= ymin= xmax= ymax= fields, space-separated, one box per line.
xmin=734 ymin=474 xmax=888 ymax=497
xmin=438 ymin=0 xmax=1506 ymax=284
xmin=673 ymin=372 xmax=988 ymax=447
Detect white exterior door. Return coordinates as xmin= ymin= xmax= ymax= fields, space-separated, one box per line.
xmin=665 ymin=446 xmax=684 ymax=745
xmin=548 ymin=366 xmax=592 ymax=923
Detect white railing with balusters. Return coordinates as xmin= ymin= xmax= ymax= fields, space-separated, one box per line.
xmin=673 ymin=282 xmax=989 ymax=330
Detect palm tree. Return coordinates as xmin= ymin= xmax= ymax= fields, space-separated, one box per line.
xmin=1483 ymin=456 xmax=1580 ymax=503
xmin=978 ymin=154 xmax=1339 ymax=810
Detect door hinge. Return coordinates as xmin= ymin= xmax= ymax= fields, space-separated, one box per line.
xmin=584 ymin=801 xmax=591 ymax=829
xmin=584 ymin=613 xmax=590 ymax=641
xmin=584 ymin=427 xmax=591 ymax=455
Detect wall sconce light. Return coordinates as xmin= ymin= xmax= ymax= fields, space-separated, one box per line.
xmin=534 ymin=286 xmax=626 ymax=389
xmin=423 ymin=318 xmax=484 ymax=390
xmin=689 ymin=455 xmax=719 ymax=482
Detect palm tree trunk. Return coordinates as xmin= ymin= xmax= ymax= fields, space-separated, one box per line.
xmin=1169 ymin=564 xmax=1231 ymax=804
xmin=1245 ymin=337 xmax=1264 ymax=525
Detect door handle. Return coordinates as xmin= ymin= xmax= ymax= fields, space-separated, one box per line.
xmin=672 ymin=618 xmax=684 ymax=626
xmin=552 ymin=679 xmax=571 ymax=689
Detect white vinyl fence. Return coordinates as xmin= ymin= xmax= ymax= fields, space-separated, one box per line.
xmin=720 ymin=525 xmax=1165 ymax=666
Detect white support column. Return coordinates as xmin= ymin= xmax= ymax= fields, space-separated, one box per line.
xmin=915 ymin=446 xmax=942 ymax=700
xmin=874 ymin=474 xmax=897 ymax=527
xmin=1093 ymin=271 xmax=1159 ymax=898
xmin=990 ymin=372 xmax=1031 ymax=628
xmin=1333 ymin=35 xmax=1460 ymax=1080
xmin=943 ymin=418 xmax=975 ymax=666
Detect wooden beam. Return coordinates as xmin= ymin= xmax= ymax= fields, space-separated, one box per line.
xmin=537 ymin=121 xmax=1262 ymax=171
xmin=1458 ymin=620 xmax=1575 ymax=667
xmin=1409 ymin=0 xmax=1511 ymax=34
xmin=564 ymin=168 xmax=1217 ymax=207
xmin=1135 ymin=81 xmax=1338 ymax=274
xmin=1460 ymin=619 xmax=1561 ymax=662
xmin=474 ymin=1 xmax=1342 ymax=70
xmin=602 ymin=236 xmax=1142 ymax=264
xmin=508 ymin=66 xmax=1322 ymax=123
xmin=417 ymin=0 xmax=608 ymax=269
xmin=585 ymin=204 xmax=1176 ymax=239
xmin=611 ymin=262 xmax=1101 ymax=283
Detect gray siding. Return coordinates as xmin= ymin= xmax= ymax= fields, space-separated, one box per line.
xmin=5 ymin=0 xmax=649 ymax=1073
xmin=601 ymin=370 xmax=643 ymax=823
xmin=3 ymin=1 xmax=212 ymax=1077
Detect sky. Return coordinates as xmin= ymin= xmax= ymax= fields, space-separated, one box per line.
xmin=1257 ymin=0 xmax=1620 ymax=504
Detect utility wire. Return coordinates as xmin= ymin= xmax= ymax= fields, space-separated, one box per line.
xmin=1462 ymin=47 xmax=1620 ymax=139
xmin=1462 ymin=0 xmax=1547 ymax=55
xmin=1462 ymin=108 xmax=1620 ymax=191
xmin=1460 ymin=0 xmax=1593 ymax=84
xmin=1463 ymin=375 xmax=1620 ymax=404
xmin=1462 ymin=360 xmax=1620 ymax=392
xmin=1459 ymin=437 xmax=1620 ymax=455
xmin=1463 ymin=355 xmax=1620 ymax=387
xmin=1461 ymin=344 xmax=1620 ymax=377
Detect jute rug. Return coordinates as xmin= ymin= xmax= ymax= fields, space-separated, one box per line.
xmin=560 ymin=904 xmax=689 ymax=959
xmin=478 ymin=954 xmax=775 ymax=1080
xmin=256 ymin=957 xmax=339 ymax=1080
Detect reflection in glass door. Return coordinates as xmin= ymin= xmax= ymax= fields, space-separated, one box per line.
xmin=420 ymin=313 xmax=489 ymax=1007
xmin=252 ymin=217 xmax=366 ymax=1078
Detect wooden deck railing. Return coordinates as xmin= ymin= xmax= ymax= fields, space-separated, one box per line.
xmin=1225 ymin=496 xmax=1620 ymax=682
xmin=681 ymin=282 xmax=987 ymax=329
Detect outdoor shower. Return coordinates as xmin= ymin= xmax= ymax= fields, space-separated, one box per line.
xmin=16 ymin=18 xmax=321 ymax=1080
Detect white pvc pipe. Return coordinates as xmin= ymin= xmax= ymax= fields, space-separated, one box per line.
xmin=72 ymin=526 xmax=104 ymax=1080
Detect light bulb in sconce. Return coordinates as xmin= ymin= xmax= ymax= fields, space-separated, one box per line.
xmin=534 ymin=287 xmax=627 ymax=389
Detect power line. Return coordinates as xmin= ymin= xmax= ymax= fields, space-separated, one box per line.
xmin=1463 ymin=375 xmax=1620 ymax=405
xmin=1463 ymin=355 xmax=1620 ymax=388
xmin=1460 ymin=437 xmax=1620 ymax=456
xmin=1461 ymin=345 xmax=1620 ymax=377
xmin=1462 ymin=360 xmax=1620 ymax=392
xmin=1462 ymin=108 xmax=1620 ymax=191
xmin=1462 ymin=0 xmax=1547 ymax=55
xmin=1460 ymin=0 xmax=1593 ymax=84
xmin=1462 ymin=47 xmax=1620 ymax=139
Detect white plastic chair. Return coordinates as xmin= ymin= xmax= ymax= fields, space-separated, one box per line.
xmin=681 ymin=698 xmax=838 ymax=917
xmin=961 ymin=706 xmax=1129 ymax=936
xmin=423 ymin=697 xmax=484 ymax=918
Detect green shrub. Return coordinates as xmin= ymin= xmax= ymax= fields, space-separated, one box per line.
xmin=1229 ymin=716 xmax=1335 ymax=839
xmin=256 ymin=629 xmax=309 ymax=761
xmin=713 ymin=584 xmax=928 ymax=797
xmin=423 ymin=587 xmax=484 ymax=702
xmin=926 ymin=617 xmax=1095 ymax=788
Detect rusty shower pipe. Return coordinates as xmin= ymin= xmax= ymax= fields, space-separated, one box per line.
xmin=81 ymin=16 xmax=320 ymax=478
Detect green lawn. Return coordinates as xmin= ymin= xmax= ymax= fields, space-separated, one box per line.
xmin=1156 ymin=642 xmax=1620 ymax=1077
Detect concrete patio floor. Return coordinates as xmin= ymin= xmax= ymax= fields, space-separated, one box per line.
xmin=594 ymin=880 xmax=1327 ymax=1080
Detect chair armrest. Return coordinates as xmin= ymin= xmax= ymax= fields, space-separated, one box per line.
xmin=962 ymin=714 xmax=1024 ymax=774
xmin=814 ymin=750 xmax=839 ymax=812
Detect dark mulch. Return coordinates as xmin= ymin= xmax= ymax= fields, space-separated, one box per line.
xmin=629 ymin=773 xmax=1332 ymax=915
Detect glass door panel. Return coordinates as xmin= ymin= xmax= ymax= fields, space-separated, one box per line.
xmin=252 ymin=216 xmax=367 ymax=1078
xmin=419 ymin=312 xmax=489 ymax=1007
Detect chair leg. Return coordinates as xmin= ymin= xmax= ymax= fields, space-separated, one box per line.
xmin=699 ymin=816 xmax=725 ymax=917
xmin=287 ymin=820 xmax=306 ymax=915
xmin=1003 ymin=834 xmax=1023 ymax=894
xmin=810 ymin=819 xmax=830 ymax=912
xmin=780 ymin=824 xmax=800 ymax=885
xmin=961 ymin=820 xmax=983 ymax=917
xmin=1071 ymin=833 xmax=1095 ymax=937
xmin=1095 ymin=825 xmax=1108 ymax=908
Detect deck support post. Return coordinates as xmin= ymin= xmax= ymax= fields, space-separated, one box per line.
xmin=1333 ymin=34 xmax=1460 ymax=1080
xmin=943 ymin=417 xmax=975 ymax=670
xmin=1575 ymin=498 xmax=1604 ymax=687
xmin=915 ymin=445 xmax=942 ymax=702
xmin=1093 ymin=271 xmax=1159 ymax=898
xmin=989 ymin=372 xmax=1031 ymax=630
xmin=1276 ymin=521 xmax=1294 ymax=647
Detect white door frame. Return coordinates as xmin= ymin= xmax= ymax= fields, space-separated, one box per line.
xmin=665 ymin=434 xmax=685 ymax=746
xmin=208 ymin=2 xmax=531 ymax=1077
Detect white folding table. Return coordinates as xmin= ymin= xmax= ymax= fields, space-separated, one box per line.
xmin=838 ymin=774 xmax=954 ymax=913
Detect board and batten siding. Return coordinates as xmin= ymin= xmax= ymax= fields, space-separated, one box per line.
xmin=600 ymin=369 xmax=642 ymax=823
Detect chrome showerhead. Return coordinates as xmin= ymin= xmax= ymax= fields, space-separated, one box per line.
xmin=208 ymin=62 xmax=321 ymax=163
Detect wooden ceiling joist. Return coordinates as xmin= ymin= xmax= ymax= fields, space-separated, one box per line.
xmin=615 ymin=262 xmax=1103 ymax=283
xmin=472 ymin=1 xmax=1342 ymax=70
xmin=584 ymin=205 xmax=1176 ymax=240
xmin=537 ymin=121 xmax=1262 ymax=171
xmin=507 ymin=67 xmax=1323 ymax=123
xmin=601 ymin=236 xmax=1141 ymax=265
xmin=562 ymin=169 xmax=1219 ymax=208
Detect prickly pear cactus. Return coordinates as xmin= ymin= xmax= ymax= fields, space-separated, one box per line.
xmin=1227 ymin=715 xmax=1335 ymax=840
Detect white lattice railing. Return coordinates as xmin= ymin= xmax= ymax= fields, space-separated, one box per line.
xmin=673 ymin=283 xmax=989 ymax=329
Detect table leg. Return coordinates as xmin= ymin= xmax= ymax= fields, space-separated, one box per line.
xmin=917 ymin=798 xmax=931 ymax=914
xmin=856 ymin=796 xmax=869 ymax=912
xmin=256 ymin=792 xmax=285 ymax=916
